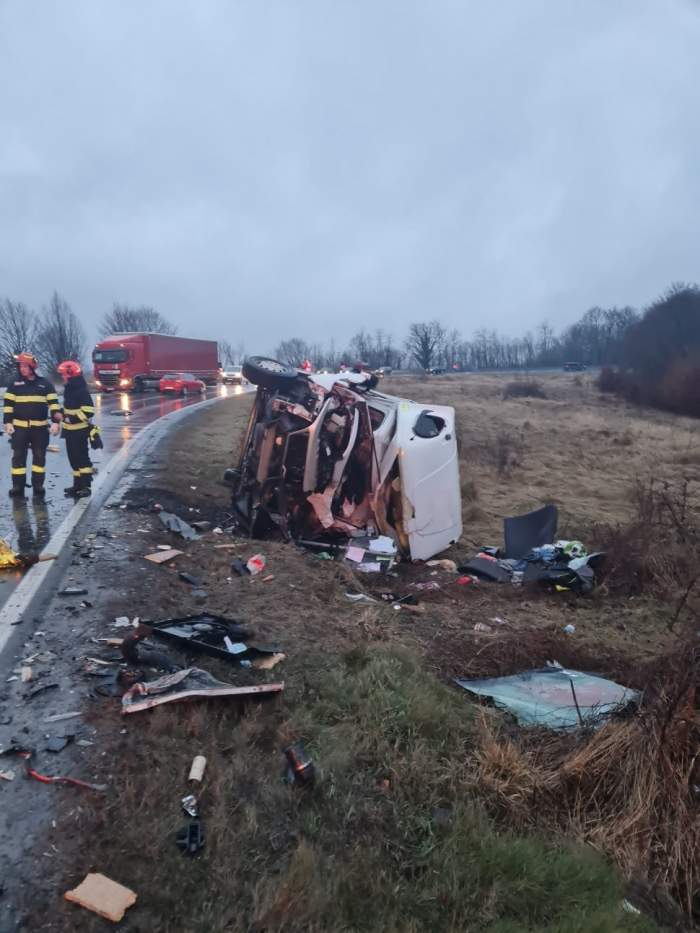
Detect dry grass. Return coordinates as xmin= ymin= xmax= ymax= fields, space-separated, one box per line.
xmin=33 ymin=374 xmax=700 ymax=930
xmin=472 ymin=641 xmax=700 ymax=923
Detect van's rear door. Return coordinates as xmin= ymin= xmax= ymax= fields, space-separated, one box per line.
xmin=395 ymin=402 xmax=462 ymax=560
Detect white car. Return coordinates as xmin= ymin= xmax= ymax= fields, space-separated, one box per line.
xmin=222 ymin=366 xmax=244 ymax=385
xmin=225 ymin=356 xmax=462 ymax=561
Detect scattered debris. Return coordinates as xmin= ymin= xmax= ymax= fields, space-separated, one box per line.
xmin=230 ymin=558 xmax=249 ymax=576
xmin=121 ymin=668 xmax=284 ymax=713
xmin=0 ymin=770 xmax=15 ymax=782
xmin=345 ymin=592 xmax=377 ymax=604
xmin=454 ymin=667 xmax=639 ymax=730
xmin=176 ymin=820 xmax=205 ymax=855
xmin=246 ymin=553 xmax=266 ymax=576
xmin=178 ymin=572 xmax=203 ymax=587
xmin=188 ymin=755 xmax=206 ymax=782
xmin=284 ymin=742 xmax=315 ymax=786
xmin=158 ymin=511 xmax=199 ymax=541
xmin=426 ymin=559 xmax=458 ymax=572
xmin=110 ymin=409 xmax=133 ymax=417
xmin=252 ymin=652 xmax=286 ymax=670
xmin=20 ymin=666 xmax=32 ymax=683
xmin=212 ymin=527 xmax=224 ymax=535
xmin=410 ymin=580 xmax=441 ymax=591
xmin=181 ymin=794 xmax=198 ymax=817
xmin=144 ymin=548 xmax=183 ymax=564
xmin=148 ymin=613 xmax=254 ymax=663
xmin=191 ymin=520 xmax=211 ymax=532
xmin=47 ymin=444 xmax=60 ymax=453
xmin=64 ymin=873 xmax=137 ymax=923
xmin=58 ymin=587 xmax=88 ymax=597
xmin=113 ymin=616 xmax=132 ymax=628
xmin=45 ymin=735 xmax=73 ymax=753
xmin=563 ymin=624 xmax=576 ymax=634
xmin=44 ymin=711 xmax=82 ymax=723
xmin=28 ymin=681 xmax=59 ymax=699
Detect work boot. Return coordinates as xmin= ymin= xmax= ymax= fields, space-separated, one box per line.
xmin=64 ymin=485 xmax=78 ymax=496
xmin=32 ymin=487 xmax=46 ymax=499
xmin=74 ymin=486 xmax=91 ymax=499
xmin=8 ymin=487 xmax=25 ymax=498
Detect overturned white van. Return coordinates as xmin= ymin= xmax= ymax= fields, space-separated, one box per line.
xmin=225 ymin=357 xmax=462 ymax=561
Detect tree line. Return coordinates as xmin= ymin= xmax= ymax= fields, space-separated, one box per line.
xmin=274 ymin=305 xmax=639 ymax=372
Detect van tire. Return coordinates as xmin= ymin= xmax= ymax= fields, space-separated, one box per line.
xmin=242 ymin=356 xmax=299 ymax=389
xmin=132 ymin=378 xmax=144 ymax=394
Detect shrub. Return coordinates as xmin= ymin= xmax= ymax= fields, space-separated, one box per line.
xmin=503 ymin=379 xmax=547 ymax=400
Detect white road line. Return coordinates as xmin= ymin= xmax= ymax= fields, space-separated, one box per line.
xmin=0 ymin=394 xmax=228 ymax=655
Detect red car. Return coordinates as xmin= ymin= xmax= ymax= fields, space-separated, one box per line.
xmin=159 ymin=372 xmax=206 ymax=396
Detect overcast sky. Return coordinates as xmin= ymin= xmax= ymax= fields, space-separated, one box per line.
xmin=1 ymin=0 xmax=699 ymax=354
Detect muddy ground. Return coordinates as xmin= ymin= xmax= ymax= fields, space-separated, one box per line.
xmin=0 ymin=372 xmax=696 ymax=931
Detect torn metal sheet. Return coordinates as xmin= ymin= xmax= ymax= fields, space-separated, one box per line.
xmin=454 ymin=667 xmax=639 ymax=730
xmin=148 ymin=613 xmax=270 ymax=664
xmin=121 ymin=668 xmax=284 ymax=713
xmin=158 ymin=511 xmax=199 ymax=541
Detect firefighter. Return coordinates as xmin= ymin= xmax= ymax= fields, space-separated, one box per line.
xmin=56 ymin=360 xmax=97 ymax=498
xmin=3 ymin=352 xmax=62 ymax=498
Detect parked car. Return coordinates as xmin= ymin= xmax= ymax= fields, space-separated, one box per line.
xmin=376 ymin=366 xmax=393 ymax=377
xmin=224 ymin=357 xmax=462 ymax=561
xmin=426 ymin=367 xmax=446 ymax=375
xmin=222 ymin=366 xmax=245 ymax=385
xmin=159 ymin=372 xmax=206 ymax=396
xmin=563 ymin=361 xmax=587 ymax=372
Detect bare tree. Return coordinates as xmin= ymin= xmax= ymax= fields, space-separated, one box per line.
xmin=98 ymin=303 xmax=178 ymax=338
xmin=0 ymin=299 xmax=39 ymax=381
xmin=405 ymin=321 xmax=445 ymax=370
xmin=35 ymin=292 xmax=86 ymax=372
xmin=274 ymin=337 xmax=312 ymax=367
xmin=219 ymin=339 xmax=246 ymax=367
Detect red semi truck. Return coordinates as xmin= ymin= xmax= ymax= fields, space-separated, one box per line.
xmin=92 ymin=333 xmax=220 ymax=392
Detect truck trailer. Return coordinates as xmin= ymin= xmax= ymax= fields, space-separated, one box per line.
xmin=92 ymin=333 xmax=220 ymax=392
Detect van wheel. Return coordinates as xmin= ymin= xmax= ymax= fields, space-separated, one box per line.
xmin=242 ymin=356 xmax=300 ymax=389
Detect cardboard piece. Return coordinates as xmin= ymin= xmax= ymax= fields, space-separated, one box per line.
xmin=144 ymin=548 xmax=183 ymax=564
xmin=64 ymin=873 xmax=137 ymax=922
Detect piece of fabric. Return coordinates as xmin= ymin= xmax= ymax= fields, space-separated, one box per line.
xmin=121 ymin=667 xmax=284 ymax=713
xmin=503 ymin=505 xmax=558 ymax=559
xmin=458 ymin=557 xmax=513 ymax=583
xmin=454 ymin=666 xmax=639 ymax=730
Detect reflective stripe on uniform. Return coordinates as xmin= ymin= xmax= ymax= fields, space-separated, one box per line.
xmin=72 ymin=470 xmax=81 ymax=477
xmin=2 ymin=407 xmax=12 ymax=414
xmin=13 ymin=396 xmax=52 ymax=403
xmin=47 ymin=393 xmax=58 ymax=401
xmin=4 ymin=393 xmax=15 ymax=401
xmin=31 ymin=465 xmax=46 ymax=474
xmin=11 ymin=419 xmax=48 ymax=428
xmin=11 ymin=467 xmax=26 ymax=475
xmin=49 ymin=404 xmax=60 ymax=412
xmin=61 ymin=421 xmax=89 ymax=431
xmin=79 ymin=466 xmax=94 ymax=474
xmin=82 ymin=406 xmax=95 ymax=414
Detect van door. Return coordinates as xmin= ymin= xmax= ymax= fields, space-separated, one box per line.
xmin=395 ymin=402 xmax=462 ymax=560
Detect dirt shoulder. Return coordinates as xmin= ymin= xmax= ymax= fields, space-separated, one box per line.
xmin=3 ymin=377 xmax=693 ymax=931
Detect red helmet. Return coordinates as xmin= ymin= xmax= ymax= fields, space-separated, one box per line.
xmin=14 ymin=351 xmax=38 ymax=369
xmin=57 ymin=360 xmax=82 ymax=379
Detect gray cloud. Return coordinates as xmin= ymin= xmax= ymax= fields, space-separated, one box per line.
xmin=1 ymin=0 xmax=699 ymax=354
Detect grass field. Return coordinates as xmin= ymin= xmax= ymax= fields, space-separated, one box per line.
xmin=44 ymin=372 xmax=700 ymax=932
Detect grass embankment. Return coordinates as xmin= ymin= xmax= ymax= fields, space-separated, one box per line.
xmin=47 ymin=375 xmax=700 ymax=930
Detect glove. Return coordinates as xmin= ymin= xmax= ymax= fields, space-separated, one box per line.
xmin=4 ymin=424 xmax=14 ymax=437
xmin=89 ymin=425 xmax=104 ymax=450
xmin=49 ymin=422 xmax=60 ymax=436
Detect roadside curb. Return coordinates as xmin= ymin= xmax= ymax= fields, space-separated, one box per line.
xmin=0 ymin=394 xmax=228 ymax=657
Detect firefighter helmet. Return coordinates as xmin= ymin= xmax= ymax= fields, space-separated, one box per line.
xmin=14 ymin=352 xmax=38 ymax=370
xmin=57 ymin=360 xmax=82 ymax=379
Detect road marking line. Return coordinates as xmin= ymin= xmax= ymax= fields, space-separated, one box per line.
xmin=0 ymin=394 xmax=228 ymax=655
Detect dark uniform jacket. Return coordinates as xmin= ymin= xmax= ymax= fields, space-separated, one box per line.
xmin=61 ymin=375 xmax=95 ymax=431
xmin=3 ymin=375 xmax=60 ymax=428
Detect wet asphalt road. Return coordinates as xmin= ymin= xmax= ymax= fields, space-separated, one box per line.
xmin=0 ymin=384 xmax=247 ymax=603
